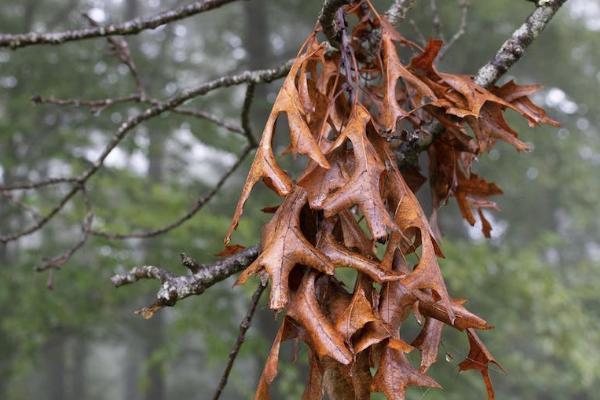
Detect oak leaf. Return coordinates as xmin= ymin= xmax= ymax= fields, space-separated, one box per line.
xmin=236 ymin=187 xmax=335 ymax=309
xmin=372 ymin=340 xmax=441 ymax=400
xmin=458 ymin=329 xmax=504 ymax=400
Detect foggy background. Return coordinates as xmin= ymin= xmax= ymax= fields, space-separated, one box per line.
xmin=0 ymin=0 xmax=599 ymax=399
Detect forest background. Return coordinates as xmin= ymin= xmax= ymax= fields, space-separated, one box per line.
xmin=0 ymin=0 xmax=599 ymax=399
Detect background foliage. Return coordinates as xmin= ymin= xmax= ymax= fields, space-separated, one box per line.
xmin=0 ymin=0 xmax=598 ymax=399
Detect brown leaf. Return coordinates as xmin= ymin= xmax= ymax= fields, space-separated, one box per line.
xmin=379 ymin=32 xmax=437 ymax=132
xmin=255 ymin=317 xmax=298 ymax=400
xmin=468 ymin=103 xmax=532 ymax=153
xmin=317 ymin=220 xmax=402 ymax=283
xmin=236 ymin=187 xmax=335 ymax=309
xmin=417 ymin=294 xmax=493 ymax=331
xmin=458 ymin=329 xmax=504 ymax=400
xmin=225 ymin=54 xmax=330 ymax=243
xmin=302 ymin=350 xmax=324 ymax=400
xmin=409 ymin=39 xmax=443 ymax=77
xmin=411 ymin=317 xmax=444 ymax=373
xmin=216 ymin=244 xmax=246 ymax=257
xmin=493 ymin=80 xmax=560 ymax=127
xmin=372 ymin=340 xmax=441 ymax=400
xmin=439 ymin=72 xmax=514 ymax=118
xmin=287 ymin=271 xmax=353 ymax=365
xmin=225 ymin=142 xmax=293 ymax=244
xmin=334 ymin=276 xmax=378 ymax=341
xmin=321 ymin=104 xmax=398 ymax=240
xmin=338 ymin=210 xmax=374 ymax=256
xmin=298 ymin=147 xmax=352 ymax=209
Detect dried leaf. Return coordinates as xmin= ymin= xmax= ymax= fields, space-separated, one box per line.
xmin=236 ymin=187 xmax=335 ymax=309
xmin=287 ymin=271 xmax=353 ymax=365
xmin=372 ymin=340 xmax=442 ymax=400
xmin=411 ymin=317 xmax=444 ymax=373
xmin=458 ymin=329 xmax=504 ymax=400
xmin=321 ymin=104 xmax=398 ymax=240
xmin=216 ymin=244 xmax=246 ymax=257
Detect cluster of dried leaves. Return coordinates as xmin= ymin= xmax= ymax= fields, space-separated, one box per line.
xmin=224 ymin=2 xmax=558 ymax=399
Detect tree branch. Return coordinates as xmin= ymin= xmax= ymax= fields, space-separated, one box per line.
xmin=319 ymin=0 xmax=352 ymax=47
xmin=0 ymin=0 xmax=242 ymax=50
xmin=385 ymin=0 xmax=418 ymax=25
xmin=474 ymin=0 xmax=567 ymax=87
xmin=111 ymin=245 xmax=259 ymax=310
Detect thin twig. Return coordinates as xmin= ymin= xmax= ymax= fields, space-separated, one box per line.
xmin=385 ymin=0 xmax=418 ymax=25
xmin=439 ymin=0 xmax=470 ymax=60
xmin=32 ymin=94 xmax=141 ymax=114
xmin=409 ymin=19 xmax=428 ymax=46
xmin=36 ymin=184 xmax=94 ymax=271
xmin=0 ymin=191 xmax=43 ymax=221
xmin=0 ymin=0 xmax=242 ymax=49
xmin=34 ymin=94 xmax=246 ymax=135
xmin=89 ymin=146 xmax=252 ymax=240
xmin=430 ymin=0 xmax=445 ymax=40
xmin=83 ymin=13 xmax=146 ymax=97
xmin=170 ymin=108 xmax=245 ymax=135
xmin=0 ymin=176 xmax=79 ymax=191
xmin=211 ymin=281 xmax=267 ymax=400
xmin=241 ymin=83 xmax=257 ymax=147
xmin=111 ymin=245 xmax=260 ymax=307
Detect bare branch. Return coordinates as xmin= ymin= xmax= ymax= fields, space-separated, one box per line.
xmin=212 ymin=281 xmax=266 ymax=400
xmin=474 ymin=0 xmax=568 ymax=87
xmin=32 ymin=94 xmax=140 ymax=115
xmin=430 ymin=0 xmax=444 ymax=40
xmin=385 ymin=0 xmax=418 ymax=25
xmin=111 ymin=245 xmax=260 ymax=308
xmin=36 ymin=185 xmax=94 ymax=272
xmin=0 ymin=191 xmax=43 ymax=221
xmin=409 ymin=19 xmax=428 ymax=46
xmin=439 ymin=0 xmax=470 ymax=60
xmin=319 ymin=0 xmax=352 ymax=47
xmin=241 ymin=83 xmax=257 ymax=146
xmin=170 ymin=108 xmax=245 ymax=136
xmin=0 ymin=177 xmax=79 ymax=191
xmin=181 ymin=252 xmax=203 ymax=273
xmin=111 ymin=265 xmax=175 ymax=287
xmin=83 ymin=13 xmax=146 ymax=97
xmin=34 ymin=95 xmax=247 ymax=135
xmin=0 ymin=0 xmax=242 ymax=50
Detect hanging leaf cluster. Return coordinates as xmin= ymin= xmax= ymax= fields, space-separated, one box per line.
xmin=225 ymin=2 xmax=558 ymax=399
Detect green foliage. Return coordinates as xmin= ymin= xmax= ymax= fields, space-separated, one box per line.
xmin=0 ymin=0 xmax=598 ymax=399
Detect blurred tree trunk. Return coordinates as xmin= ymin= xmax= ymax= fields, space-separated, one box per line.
xmin=123 ymin=338 xmax=141 ymax=400
xmin=119 ymin=1 xmax=167 ymax=399
xmin=70 ymin=336 xmax=87 ymax=400
xmin=43 ymin=332 xmax=67 ymax=400
xmin=22 ymin=0 xmax=37 ymax=32
xmin=243 ymin=0 xmax=272 ymax=121
xmin=142 ymin=131 xmax=167 ymax=400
